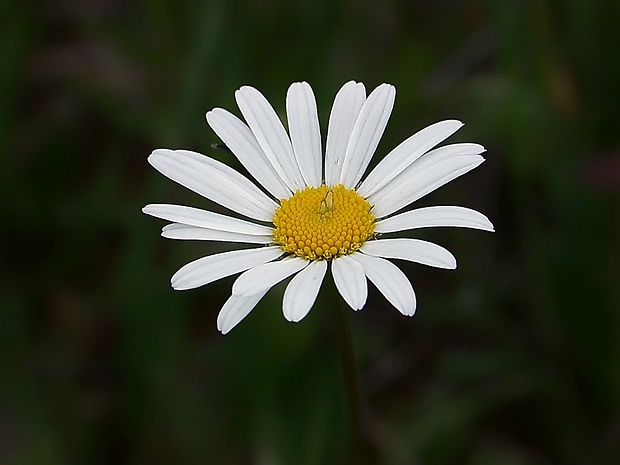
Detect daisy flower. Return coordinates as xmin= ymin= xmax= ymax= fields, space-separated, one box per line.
xmin=143 ymin=81 xmax=494 ymax=334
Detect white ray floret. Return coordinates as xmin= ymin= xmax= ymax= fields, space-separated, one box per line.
xmin=235 ymin=86 xmax=305 ymax=191
xmin=361 ymin=238 xmax=457 ymax=270
xmin=171 ymin=246 xmax=283 ymax=291
xmin=331 ymin=255 xmax=368 ymax=311
xmin=217 ymin=291 xmax=268 ymax=335
xmin=148 ymin=149 xmax=278 ymax=221
xmin=325 ymin=81 xmax=366 ymax=186
xmin=368 ymin=143 xmax=486 ymax=205
xmin=161 ymin=224 xmax=273 ymax=244
xmin=351 ymin=253 xmax=417 ymax=317
xmin=339 ymin=83 xmax=395 ymax=187
xmin=206 ymin=108 xmax=291 ymax=199
xmin=143 ymin=204 xmax=273 ymax=235
xmin=370 ymin=154 xmax=486 ymax=218
xmin=375 ymin=206 xmax=495 ymax=233
xmin=283 ymin=260 xmax=328 ymax=322
xmin=232 ymin=257 xmax=308 ymax=297
xmin=143 ymin=80 xmax=494 ymax=334
xmin=358 ymin=120 xmax=464 ymax=197
xmin=287 ymin=82 xmax=322 ymax=187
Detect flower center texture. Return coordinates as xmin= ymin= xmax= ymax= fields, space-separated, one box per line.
xmin=272 ymin=184 xmax=375 ymax=260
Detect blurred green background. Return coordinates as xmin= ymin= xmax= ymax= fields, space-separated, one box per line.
xmin=1 ymin=0 xmax=619 ymax=463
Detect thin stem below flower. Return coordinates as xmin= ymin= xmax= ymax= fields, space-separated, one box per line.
xmin=327 ymin=282 xmax=367 ymax=463
xmin=334 ymin=294 xmax=361 ymax=431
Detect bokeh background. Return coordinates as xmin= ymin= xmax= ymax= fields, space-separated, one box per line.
xmin=1 ymin=0 xmax=619 ymax=463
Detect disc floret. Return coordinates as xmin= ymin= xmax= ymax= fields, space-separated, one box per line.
xmin=273 ymin=184 xmax=375 ymax=260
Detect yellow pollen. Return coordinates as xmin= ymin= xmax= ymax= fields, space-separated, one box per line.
xmin=273 ymin=184 xmax=375 ymax=260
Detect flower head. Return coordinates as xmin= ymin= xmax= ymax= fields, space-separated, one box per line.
xmin=143 ymin=81 xmax=494 ymax=334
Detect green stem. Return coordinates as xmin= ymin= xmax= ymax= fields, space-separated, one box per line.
xmin=335 ymin=297 xmax=361 ymax=428
xmin=328 ymin=282 xmax=385 ymax=464
xmin=331 ymin=288 xmax=363 ymax=461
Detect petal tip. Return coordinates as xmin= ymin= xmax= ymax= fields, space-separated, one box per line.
xmin=340 ymin=80 xmax=358 ymax=90
xmin=147 ymin=148 xmax=173 ymax=166
xmin=400 ymin=302 xmax=417 ymax=317
xmin=216 ymin=317 xmax=232 ymax=334
xmin=236 ymin=85 xmax=258 ymax=97
xmin=230 ymin=284 xmax=244 ymax=296
xmin=151 ymin=148 xmax=173 ymax=156
xmin=290 ymin=80 xmax=309 ymax=89
xmin=483 ymin=219 xmax=496 ymax=232
xmin=284 ymin=313 xmax=304 ymax=323
xmin=171 ymin=281 xmax=188 ymax=291
xmin=217 ymin=324 xmax=232 ymax=335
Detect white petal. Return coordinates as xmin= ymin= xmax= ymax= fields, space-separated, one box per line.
xmin=370 ymin=154 xmax=485 ymax=218
xmin=361 ymin=238 xmax=456 ymax=269
xmin=171 ymin=246 xmax=283 ymax=291
xmin=375 ymin=206 xmax=495 ymax=233
xmin=325 ymin=81 xmax=366 ymax=186
xmin=142 ymin=204 xmax=273 ymax=235
xmin=206 ymin=108 xmax=291 ymax=199
xmin=148 ymin=149 xmax=278 ymax=221
xmin=282 ymin=260 xmax=327 ymax=322
xmin=235 ymin=86 xmax=305 ymax=190
xmin=358 ymin=120 xmax=464 ymax=198
xmin=339 ymin=84 xmax=396 ymax=188
xmin=161 ymin=224 xmax=272 ymax=244
xmin=331 ymin=255 xmax=367 ymax=311
xmin=217 ymin=291 xmax=268 ymax=334
xmin=286 ymin=82 xmax=322 ymax=186
xmin=232 ymin=257 xmax=308 ymax=297
xmin=370 ymin=143 xmax=485 ymax=201
xmin=350 ymin=253 xmax=416 ymax=316
xmin=415 ymin=142 xmax=486 ymax=165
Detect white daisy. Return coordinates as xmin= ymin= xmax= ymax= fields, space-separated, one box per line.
xmin=143 ymin=81 xmax=494 ymax=334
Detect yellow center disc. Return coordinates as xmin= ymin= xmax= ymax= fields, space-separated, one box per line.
xmin=272 ymin=184 xmax=375 ymax=260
